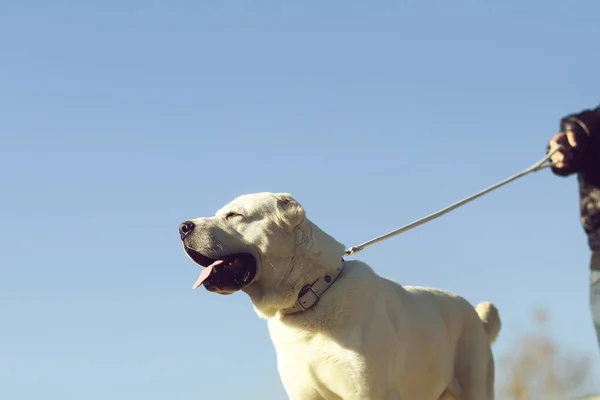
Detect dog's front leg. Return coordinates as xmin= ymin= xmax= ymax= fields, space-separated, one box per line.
xmin=369 ymin=389 xmax=402 ymax=400
xmin=366 ymin=389 xmax=402 ymax=400
xmin=346 ymin=386 xmax=402 ymax=400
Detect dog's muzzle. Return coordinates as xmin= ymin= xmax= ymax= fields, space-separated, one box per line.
xmin=179 ymin=218 xmax=259 ymax=293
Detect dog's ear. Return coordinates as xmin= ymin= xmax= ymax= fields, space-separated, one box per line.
xmin=274 ymin=193 xmax=306 ymax=229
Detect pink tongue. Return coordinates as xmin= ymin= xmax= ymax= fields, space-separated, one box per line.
xmin=192 ymin=259 xmax=225 ymax=289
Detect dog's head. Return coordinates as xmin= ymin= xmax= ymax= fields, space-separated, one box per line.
xmin=179 ymin=192 xmax=345 ymax=314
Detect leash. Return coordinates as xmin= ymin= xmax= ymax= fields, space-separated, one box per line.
xmin=344 ymin=147 xmax=562 ymax=257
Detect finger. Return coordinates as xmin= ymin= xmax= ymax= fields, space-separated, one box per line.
xmin=551 ymin=152 xmax=565 ymax=164
xmin=549 ymin=132 xmax=566 ymax=149
xmin=549 ymin=132 xmax=563 ymax=145
xmin=566 ymin=130 xmax=578 ymax=148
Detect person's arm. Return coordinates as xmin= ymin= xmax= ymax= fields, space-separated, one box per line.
xmin=549 ymin=105 xmax=600 ymax=177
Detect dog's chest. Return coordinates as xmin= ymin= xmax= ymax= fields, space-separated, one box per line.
xmin=268 ymin=322 xmax=365 ymax=398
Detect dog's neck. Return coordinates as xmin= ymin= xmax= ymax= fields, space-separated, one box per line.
xmin=243 ymin=218 xmax=347 ymax=319
xmin=243 ymin=260 xmax=345 ymax=319
xmin=279 ymin=259 xmax=345 ymax=315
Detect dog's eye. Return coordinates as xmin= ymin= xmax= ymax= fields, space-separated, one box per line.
xmin=225 ymin=212 xmax=243 ymax=220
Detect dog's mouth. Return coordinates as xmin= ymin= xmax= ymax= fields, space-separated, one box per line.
xmin=184 ymin=247 xmax=257 ymax=292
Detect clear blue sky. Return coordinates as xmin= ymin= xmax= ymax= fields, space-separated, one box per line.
xmin=2 ymin=1 xmax=600 ymax=398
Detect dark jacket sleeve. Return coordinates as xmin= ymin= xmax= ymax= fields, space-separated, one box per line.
xmin=551 ymin=105 xmax=600 ymax=177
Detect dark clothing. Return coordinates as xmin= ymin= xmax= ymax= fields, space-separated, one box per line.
xmin=580 ymin=177 xmax=600 ymax=254
xmin=553 ymin=109 xmax=600 ymax=352
xmin=551 ymin=106 xmax=600 ymax=263
xmin=593 ymin=251 xmax=600 ymax=271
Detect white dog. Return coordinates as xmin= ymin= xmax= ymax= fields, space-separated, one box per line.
xmin=179 ymin=192 xmax=501 ymax=400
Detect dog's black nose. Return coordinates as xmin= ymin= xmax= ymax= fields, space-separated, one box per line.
xmin=179 ymin=221 xmax=195 ymax=239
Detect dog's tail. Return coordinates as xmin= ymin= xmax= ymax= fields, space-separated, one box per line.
xmin=475 ymin=301 xmax=501 ymax=343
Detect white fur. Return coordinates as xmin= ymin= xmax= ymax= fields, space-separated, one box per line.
xmin=184 ymin=192 xmax=501 ymax=400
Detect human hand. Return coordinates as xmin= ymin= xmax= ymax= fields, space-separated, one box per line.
xmin=548 ymin=130 xmax=579 ymax=170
